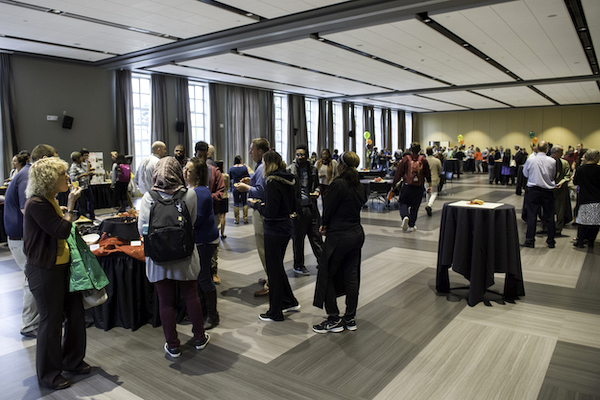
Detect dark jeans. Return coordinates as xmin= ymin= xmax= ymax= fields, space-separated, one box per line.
xmin=292 ymin=205 xmax=323 ymax=269
xmin=154 ymin=279 xmax=205 ymax=349
xmin=525 ymin=186 xmax=555 ymax=245
xmin=399 ymin=184 xmax=424 ymax=228
xmin=26 ymin=263 xmax=86 ymax=388
xmin=113 ymin=181 xmax=128 ymax=211
xmin=324 ymin=227 xmax=364 ymax=319
xmin=577 ymin=225 xmax=599 ymax=246
xmin=264 ymin=234 xmax=298 ymax=320
xmin=78 ymin=187 xmax=95 ymax=219
xmin=196 ymin=243 xmax=217 ymax=294
xmin=232 ymin=189 xmax=247 ymax=207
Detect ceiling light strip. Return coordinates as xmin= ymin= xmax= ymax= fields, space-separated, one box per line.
xmin=416 ymin=12 xmax=560 ymax=105
xmin=527 ymin=85 xmax=559 ymax=105
xmin=414 ymin=94 xmax=472 ymax=110
xmin=233 ymin=50 xmax=396 ymax=92
xmin=362 ymin=97 xmax=435 ymax=112
xmin=310 ymin=33 xmax=454 ymax=87
xmin=0 ymin=34 xmax=118 ymax=56
xmin=466 ymin=90 xmax=514 ymax=107
xmin=170 ymin=63 xmax=344 ymax=95
xmin=564 ymin=0 xmax=599 ymax=92
xmin=196 ymin=0 xmax=265 ymax=22
xmin=0 ymin=0 xmax=180 ymax=41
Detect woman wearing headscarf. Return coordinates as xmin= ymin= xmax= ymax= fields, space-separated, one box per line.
xmin=573 ymin=149 xmax=600 ymax=248
xmin=313 ymin=151 xmax=367 ymax=333
xmin=138 ymin=156 xmax=209 ymax=358
xmin=316 ymin=149 xmax=338 ymax=200
xmin=184 ymin=157 xmax=220 ymax=330
xmin=24 ymin=157 xmax=88 ymax=390
xmin=253 ymin=151 xmax=300 ymax=322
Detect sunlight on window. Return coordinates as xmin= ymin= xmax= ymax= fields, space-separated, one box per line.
xmin=132 ymin=74 xmax=151 ymax=170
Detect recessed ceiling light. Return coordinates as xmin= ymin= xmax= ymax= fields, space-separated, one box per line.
xmin=50 ymin=9 xmax=63 ymax=14
xmin=246 ymin=13 xmax=253 ymax=17
xmin=463 ymin=43 xmax=469 ymax=47
xmin=578 ymin=27 xmax=587 ymax=32
xmin=548 ymin=14 xmax=557 ymax=18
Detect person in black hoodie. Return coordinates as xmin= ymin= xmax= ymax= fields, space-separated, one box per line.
xmin=313 ymin=151 xmax=367 ymax=333
xmin=254 ymin=151 xmax=300 ymax=322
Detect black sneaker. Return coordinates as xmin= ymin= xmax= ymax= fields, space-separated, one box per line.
xmin=293 ymin=266 xmax=310 ymax=276
xmin=195 ymin=333 xmax=210 ymax=350
xmin=259 ymin=313 xmax=283 ymax=322
xmin=164 ymin=343 xmax=181 ymax=358
xmin=425 ymin=206 xmax=432 ymax=217
xmin=312 ymin=318 xmax=344 ymax=333
xmin=344 ymin=318 xmax=357 ymax=331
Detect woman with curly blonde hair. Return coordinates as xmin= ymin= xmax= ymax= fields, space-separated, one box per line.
xmin=24 ymin=157 xmax=89 ymax=390
xmin=316 ymin=149 xmax=338 ymax=200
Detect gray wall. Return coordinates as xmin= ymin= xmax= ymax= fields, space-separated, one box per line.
xmin=11 ymin=55 xmax=116 ymax=166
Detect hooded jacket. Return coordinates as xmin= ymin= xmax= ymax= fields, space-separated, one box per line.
xmin=287 ymin=160 xmax=320 ymax=212
xmin=257 ymin=169 xmax=297 ymax=236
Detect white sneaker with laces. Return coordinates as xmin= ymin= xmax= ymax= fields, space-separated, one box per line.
xmin=401 ymin=216 xmax=409 ymax=231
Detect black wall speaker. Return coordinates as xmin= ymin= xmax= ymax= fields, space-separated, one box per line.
xmin=62 ymin=115 xmax=74 ymax=129
xmin=176 ymin=121 xmax=185 ymax=133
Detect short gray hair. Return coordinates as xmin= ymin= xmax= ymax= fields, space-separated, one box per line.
xmin=584 ymin=148 xmax=599 ymax=164
xmin=551 ymin=145 xmax=563 ymax=155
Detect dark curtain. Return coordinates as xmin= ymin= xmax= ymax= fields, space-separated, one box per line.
xmin=411 ymin=112 xmax=417 ymax=147
xmin=317 ymin=99 xmax=327 ymax=153
xmin=382 ymin=108 xmax=392 ymax=150
xmin=151 ymin=74 xmax=168 ymax=145
xmin=175 ymin=77 xmax=191 ymax=157
xmin=287 ymin=94 xmax=308 ymax=164
xmin=363 ymin=106 xmax=374 ymax=147
xmin=398 ymin=110 xmax=406 ymax=151
xmin=0 ymin=54 xmax=18 ymax=179
xmin=115 ymin=70 xmax=133 ymax=157
xmin=211 ymin=83 xmax=274 ymax=169
xmin=342 ymin=102 xmax=350 ymax=153
xmin=349 ymin=103 xmax=356 ymax=152
xmin=326 ymin=101 xmax=334 ymax=152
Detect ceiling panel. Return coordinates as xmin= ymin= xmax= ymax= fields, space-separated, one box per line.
xmin=431 ymin=0 xmax=591 ymax=80
xmin=582 ymin=0 xmax=600 ymax=60
xmin=472 ymin=86 xmax=555 ymax=107
xmin=0 ymin=3 xmax=172 ymax=57
xmin=23 ymin=0 xmax=257 ymax=39
xmin=357 ymin=94 xmax=470 ymax=112
xmin=240 ymin=38 xmax=446 ymax=92
xmin=421 ymin=91 xmax=511 ymax=109
xmin=350 ymin=98 xmax=430 ymax=113
xmin=0 ymin=37 xmax=113 ymax=62
xmin=533 ymin=82 xmax=600 ymax=104
xmin=323 ymin=18 xmax=514 ymax=87
xmin=179 ymin=53 xmax=394 ymax=96
xmin=220 ymin=0 xmax=349 ymax=20
xmin=147 ymin=64 xmax=335 ymax=98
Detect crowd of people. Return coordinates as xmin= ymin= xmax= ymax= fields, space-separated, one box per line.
xmin=3 ymin=136 xmax=598 ymax=391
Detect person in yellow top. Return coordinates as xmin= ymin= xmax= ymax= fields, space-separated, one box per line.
xmin=24 ymin=157 xmax=91 ymax=390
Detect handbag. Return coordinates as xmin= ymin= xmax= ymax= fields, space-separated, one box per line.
xmin=81 ymin=288 xmax=108 ymax=309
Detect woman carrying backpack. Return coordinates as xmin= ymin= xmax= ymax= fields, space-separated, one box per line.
xmin=111 ymin=154 xmax=130 ymax=212
xmin=138 ymin=156 xmax=209 ymax=358
xmin=252 ymin=150 xmax=300 ymax=322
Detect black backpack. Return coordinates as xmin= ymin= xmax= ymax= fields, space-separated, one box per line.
xmin=144 ymin=189 xmax=194 ymax=263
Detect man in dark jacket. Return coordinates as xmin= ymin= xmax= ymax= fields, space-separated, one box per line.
xmin=287 ymin=144 xmax=323 ymax=276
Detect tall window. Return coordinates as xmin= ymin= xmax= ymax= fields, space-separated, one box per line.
xmin=132 ymin=74 xmax=152 ymax=170
xmin=333 ymin=102 xmax=343 ymax=153
xmin=189 ymin=82 xmax=210 ymax=145
xmin=405 ymin=111 xmax=413 ymax=149
xmin=306 ymin=98 xmax=318 ymax=155
xmin=391 ymin=111 xmax=399 ymax=152
xmin=374 ymin=107 xmax=382 ymax=151
xmin=355 ymin=105 xmax=365 ymax=168
xmin=274 ymin=93 xmax=288 ymax=158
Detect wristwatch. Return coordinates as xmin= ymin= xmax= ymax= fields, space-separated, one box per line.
xmin=66 ymin=209 xmax=75 ymax=214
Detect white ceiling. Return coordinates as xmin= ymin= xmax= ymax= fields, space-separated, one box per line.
xmin=0 ymin=0 xmax=598 ymax=112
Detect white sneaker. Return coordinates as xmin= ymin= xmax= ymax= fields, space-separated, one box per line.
xmin=402 ymin=216 xmax=409 ymax=231
xmin=407 ymin=226 xmax=417 ymax=233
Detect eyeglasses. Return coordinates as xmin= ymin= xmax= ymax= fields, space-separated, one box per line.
xmin=295 ymin=153 xmax=307 ymax=157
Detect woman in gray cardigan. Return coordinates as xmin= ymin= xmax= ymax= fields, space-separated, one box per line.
xmin=138 ymin=156 xmax=209 ymax=358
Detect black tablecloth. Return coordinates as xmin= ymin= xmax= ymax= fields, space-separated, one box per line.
xmin=358 ymin=170 xmax=387 ymax=180
xmin=91 ymin=253 xmax=157 ymax=331
xmin=443 ymin=159 xmax=461 ymax=179
xmin=436 ymin=202 xmax=525 ymax=306
xmin=57 ymin=183 xmax=114 ymax=209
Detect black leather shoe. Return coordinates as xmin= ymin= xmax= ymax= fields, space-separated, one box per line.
xmin=65 ymin=363 xmax=91 ymax=375
xmin=547 ymin=242 xmax=555 ymax=248
xmin=42 ymin=379 xmax=71 ymax=390
xmin=520 ymin=242 xmax=534 ymax=248
xmin=20 ymin=329 xmax=37 ymax=338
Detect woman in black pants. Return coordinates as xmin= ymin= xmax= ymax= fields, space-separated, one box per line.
xmin=254 ymin=151 xmax=299 ymax=322
xmin=24 ymin=157 xmax=88 ymax=390
xmin=313 ymin=151 xmax=367 ymax=333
